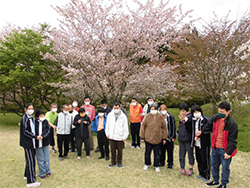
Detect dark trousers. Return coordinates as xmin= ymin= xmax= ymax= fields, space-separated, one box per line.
xmin=145 ymin=141 xmax=161 ymax=167
xmin=109 ymin=139 xmax=123 ymax=165
xmin=179 ymin=141 xmax=194 ymax=169
xmin=69 ymin=128 xmax=76 ymax=151
xmin=195 ymin=146 xmax=211 ymax=180
xmin=160 ymin=140 xmax=174 ymax=167
xmin=130 ymin=122 xmax=141 ymax=147
xmin=24 ymin=148 xmax=36 ymax=183
xmin=57 ymin=134 xmax=70 ymax=157
xmin=97 ymin=129 xmax=109 ymax=157
xmin=49 ymin=128 xmax=55 ymax=147
xmin=76 ymin=137 xmax=90 ymax=157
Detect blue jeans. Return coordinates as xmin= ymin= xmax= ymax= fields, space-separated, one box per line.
xmin=36 ymin=145 xmax=51 ymax=176
xmin=145 ymin=142 xmax=161 ymax=167
xmin=179 ymin=141 xmax=194 ymax=169
xmin=211 ymin=147 xmax=232 ymax=186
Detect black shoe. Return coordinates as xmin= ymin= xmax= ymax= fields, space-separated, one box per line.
xmin=95 ymin=147 xmax=100 ymax=153
xmin=167 ymin=165 xmax=172 ymax=169
xmin=90 ymin=147 xmax=94 ymax=151
xmin=206 ymin=181 xmax=219 ymax=187
xmin=106 ymin=156 xmax=109 ymax=161
xmin=98 ymin=156 xmax=104 ymax=159
xmin=216 ymin=185 xmax=226 ymax=188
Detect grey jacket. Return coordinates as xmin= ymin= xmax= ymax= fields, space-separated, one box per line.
xmin=56 ymin=112 xmax=73 ymax=135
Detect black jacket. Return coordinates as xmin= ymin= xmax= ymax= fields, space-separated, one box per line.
xmin=35 ymin=119 xmax=51 ymax=148
xmin=177 ymin=113 xmax=192 ymax=142
xmin=165 ymin=113 xmax=176 ymax=140
xmin=20 ymin=114 xmax=36 ymax=149
xmin=202 ymin=114 xmax=238 ymax=156
xmin=191 ymin=116 xmax=210 ymax=147
xmin=73 ymin=114 xmax=91 ymax=140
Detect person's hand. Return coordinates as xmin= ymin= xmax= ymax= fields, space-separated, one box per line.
xmin=178 ymin=112 xmax=186 ymax=121
xmin=224 ymin=153 xmax=231 ymax=159
xmin=83 ymin=121 xmax=87 ymax=124
xmin=18 ymin=123 xmax=20 ymax=126
xmin=163 ymin=140 xmax=166 ymax=145
xmin=107 ymin=135 xmax=110 ymax=139
xmin=122 ymin=139 xmax=125 ymax=142
xmin=53 ymin=125 xmax=56 ymax=130
xmin=78 ymin=119 xmax=81 ymax=124
xmin=172 ymin=138 xmax=176 ymax=142
xmin=196 ymin=131 xmax=202 ymax=137
xmin=141 ymin=139 xmax=145 ymax=143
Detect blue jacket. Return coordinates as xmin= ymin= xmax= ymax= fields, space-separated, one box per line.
xmin=91 ymin=115 xmax=107 ymax=133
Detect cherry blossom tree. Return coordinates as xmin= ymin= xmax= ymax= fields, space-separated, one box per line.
xmin=50 ymin=0 xmax=193 ymax=105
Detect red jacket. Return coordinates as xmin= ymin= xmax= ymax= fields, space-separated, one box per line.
xmin=202 ymin=114 xmax=238 ymax=157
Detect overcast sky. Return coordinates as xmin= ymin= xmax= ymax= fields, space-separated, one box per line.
xmin=0 ymin=0 xmax=249 ymax=29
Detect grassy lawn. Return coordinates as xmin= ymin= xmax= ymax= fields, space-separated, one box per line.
xmin=0 ymin=111 xmax=250 ymax=188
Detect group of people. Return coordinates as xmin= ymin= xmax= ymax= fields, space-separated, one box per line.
xmin=19 ymin=96 xmax=238 ymax=188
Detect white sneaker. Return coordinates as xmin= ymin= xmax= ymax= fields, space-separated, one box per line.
xmin=86 ymin=156 xmax=90 ymax=158
xmin=155 ymin=167 xmax=160 ymax=172
xmin=77 ymin=156 xmax=81 ymax=160
xmin=143 ymin=165 xmax=148 ymax=171
xmin=136 ymin=146 xmax=140 ymax=149
xmin=23 ymin=177 xmax=27 ymax=180
xmin=131 ymin=146 xmax=135 ymax=149
xmin=26 ymin=182 xmax=41 ymax=187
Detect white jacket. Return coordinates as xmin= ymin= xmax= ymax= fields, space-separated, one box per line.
xmin=105 ymin=110 xmax=129 ymax=141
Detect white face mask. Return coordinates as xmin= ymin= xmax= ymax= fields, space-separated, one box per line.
xmin=27 ymin=109 xmax=34 ymax=116
xmin=113 ymin=109 xmax=120 ymax=114
xmin=98 ymin=113 xmax=104 ymax=117
xmin=85 ymin=102 xmax=90 ymax=105
xmin=150 ymin=110 xmax=158 ymax=115
xmin=52 ymin=108 xmax=57 ymax=113
xmin=72 ymin=103 xmax=78 ymax=107
xmin=194 ymin=112 xmax=202 ymax=119
xmin=148 ymin=101 xmax=153 ymax=106
xmin=160 ymin=110 xmax=167 ymax=115
xmin=40 ymin=117 xmax=46 ymax=122
xmin=103 ymin=106 xmax=107 ymax=110
xmin=131 ymin=102 xmax=137 ymax=106
xmin=64 ymin=111 xmax=69 ymax=114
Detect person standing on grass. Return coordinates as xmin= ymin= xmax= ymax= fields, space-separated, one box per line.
xmin=142 ymin=96 xmax=154 ymax=116
xmin=94 ymin=99 xmax=112 ymax=153
xmin=92 ymin=108 xmax=109 ymax=160
xmin=196 ymin=102 xmax=238 ymax=188
xmin=159 ymin=104 xmax=176 ymax=169
xmin=69 ymin=104 xmax=78 ymax=153
xmin=190 ymin=105 xmax=211 ymax=182
xmin=73 ymin=108 xmax=91 ymax=159
xmin=20 ymin=103 xmax=41 ymax=187
xmin=177 ymin=103 xmax=194 ymax=176
xmin=55 ymin=105 xmax=73 ymax=161
xmin=35 ymin=109 xmax=51 ymax=179
xmin=129 ymin=98 xmax=143 ymax=149
xmin=140 ymin=103 xmax=168 ymax=172
xmin=81 ymin=96 xmax=95 ymax=151
xmin=105 ymin=102 xmax=129 ymax=168
xmin=45 ymin=103 xmax=58 ymax=154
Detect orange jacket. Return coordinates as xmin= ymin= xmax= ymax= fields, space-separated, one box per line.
xmin=129 ymin=103 xmax=143 ymax=123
